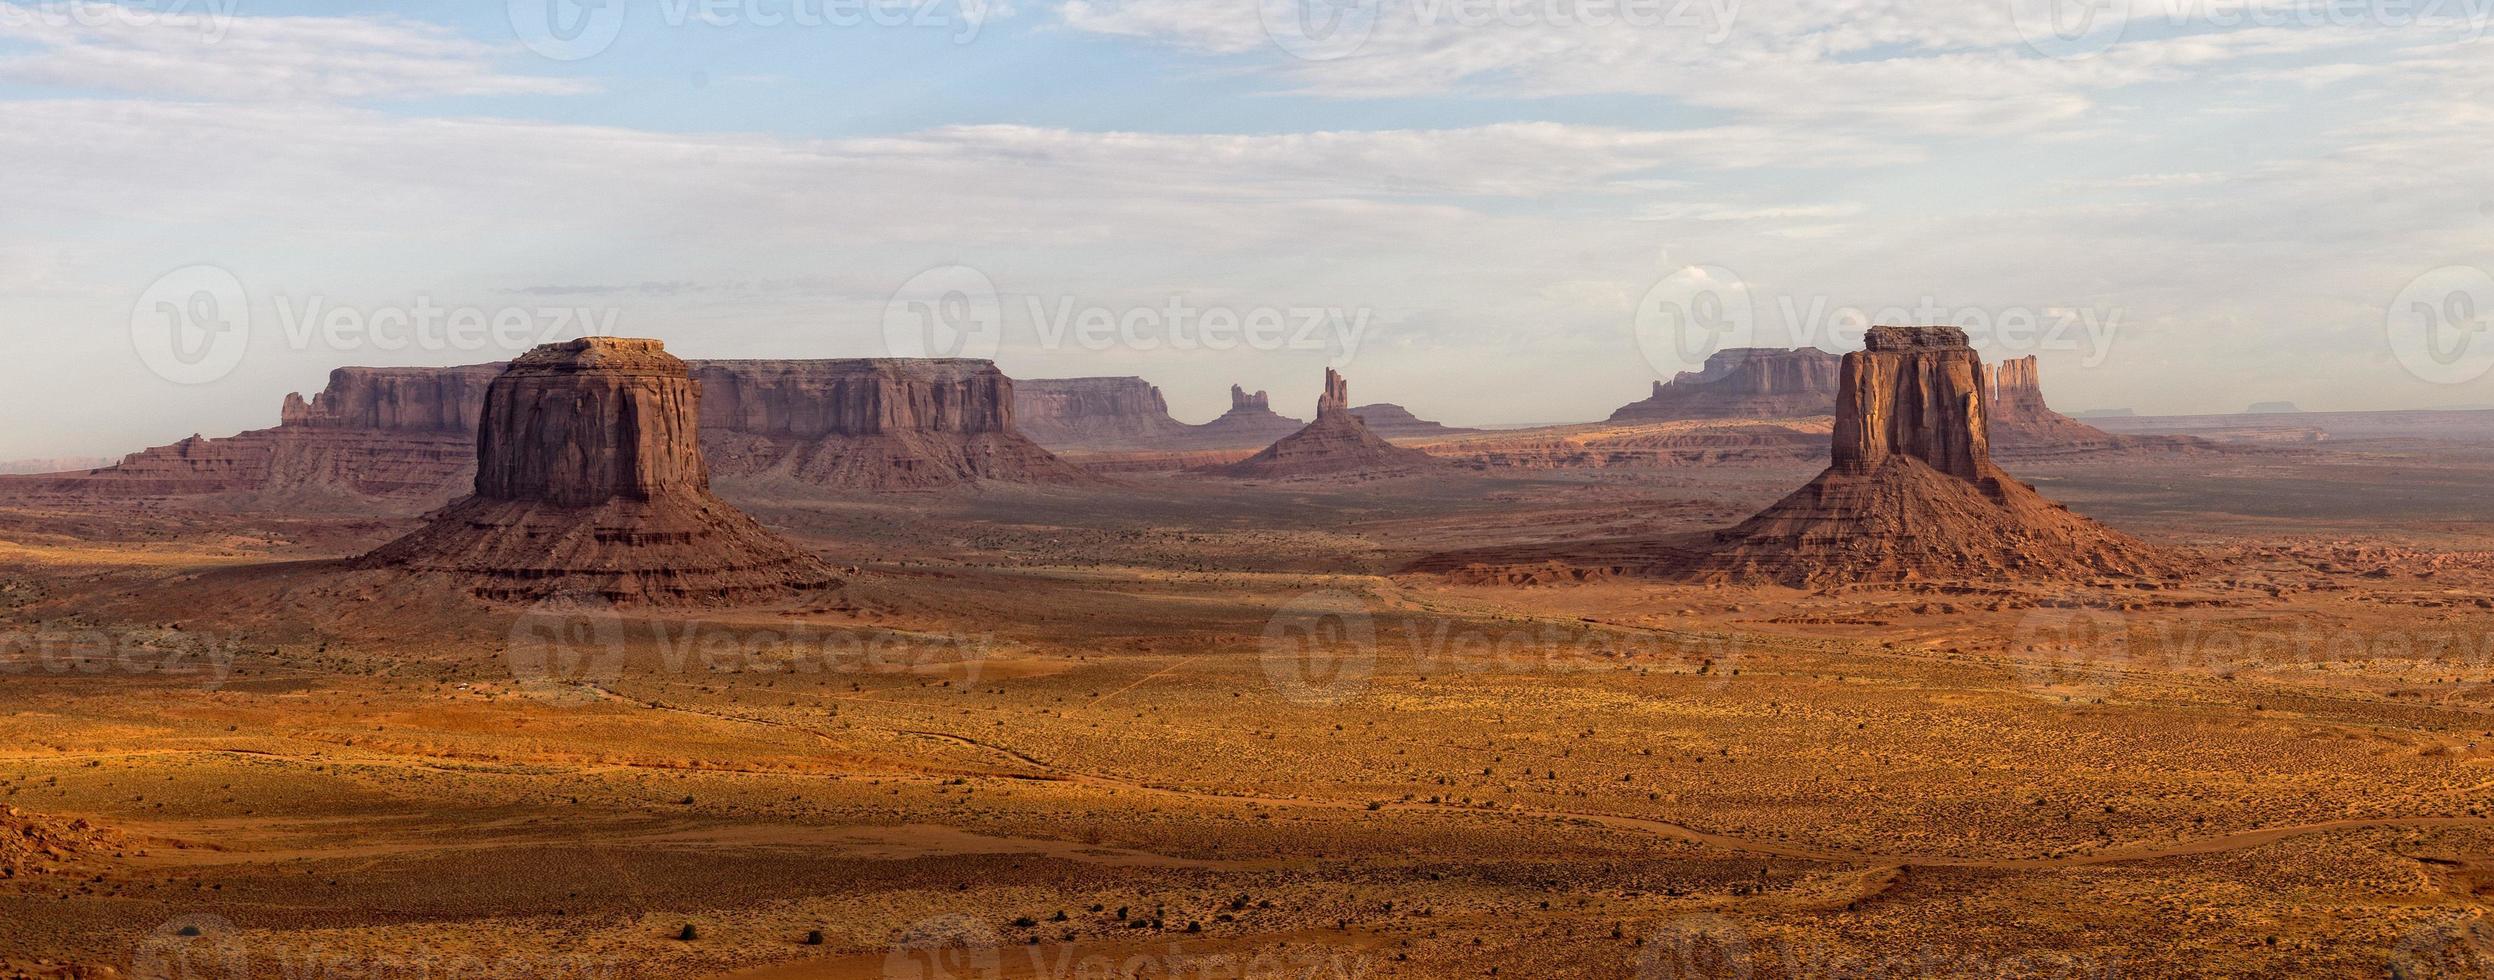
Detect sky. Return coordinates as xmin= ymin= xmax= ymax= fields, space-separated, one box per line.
xmin=1 ymin=0 xmax=2491 ymax=459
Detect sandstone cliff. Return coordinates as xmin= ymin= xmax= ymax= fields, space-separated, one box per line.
xmin=692 ymin=359 xmax=1091 ymax=490
xmin=11 ymin=359 xmax=1088 ymax=503
xmin=357 ymin=339 xmax=835 ymax=605
xmin=1012 ymin=377 xmax=1192 ymax=451
xmin=1609 ymin=347 xmax=1841 ymax=421
xmin=1177 ymin=384 xmax=1307 ymax=450
xmin=1215 ymin=369 xmax=1437 ymax=480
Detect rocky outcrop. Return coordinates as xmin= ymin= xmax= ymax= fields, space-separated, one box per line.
xmin=10 ymin=359 xmax=1087 ymax=503
xmin=1215 ymin=370 xmax=1437 ymax=480
xmin=357 ymin=339 xmax=835 ymax=605
xmin=5 ymin=366 xmax=500 ymax=506
xmin=1610 ymin=347 xmax=1842 ymax=421
xmin=1415 ymin=328 xmax=2181 ymax=585
xmin=1675 ymin=327 xmax=2177 ymax=585
xmin=1178 ymin=385 xmax=1308 ymax=450
xmin=1347 ymin=403 xmax=1478 ymax=439
xmin=1985 ymin=356 xmax=2209 ymax=460
xmin=693 ymin=359 xmax=1091 ymax=490
xmin=1012 ymin=377 xmax=1192 ymax=451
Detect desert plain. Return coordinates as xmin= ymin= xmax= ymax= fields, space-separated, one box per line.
xmin=6 ymin=400 xmax=2494 ymax=979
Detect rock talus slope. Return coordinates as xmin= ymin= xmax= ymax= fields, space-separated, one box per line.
xmin=1215 ymin=370 xmax=1438 ymax=479
xmin=356 ymin=339 xmax=836 ymax=605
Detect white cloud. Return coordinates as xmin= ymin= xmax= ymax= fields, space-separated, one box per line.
xmin=0 ymin=7 xmax=591 ymax=100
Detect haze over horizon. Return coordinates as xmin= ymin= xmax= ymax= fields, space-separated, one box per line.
xmin=3 ymin=0 xmax=2491 ymax=459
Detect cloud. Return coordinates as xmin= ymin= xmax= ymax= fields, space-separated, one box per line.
xmin=0 ymin=6 xmax=591 ymax=100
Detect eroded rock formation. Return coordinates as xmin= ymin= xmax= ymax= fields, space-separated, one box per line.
xmin=694 ymin=359 xmax=1091 ymax=490
xmin=1985 ymin=356 xmax=2208 ymax=460
xmin=1610 ymin=347 xmax=1842 ymax=421
xmin=1179 ymin=384 xmax=1308 ymax=450
xmin=12 ymin=359 xmax=1087 ymax=502
xmin=1216 ymin=369 xmax=1437 ymax=479
xmin=1348 ymin=403 xmax=1478 ymax=439
xmin=357 ymin=339 xmax=834 ymax=605
xmin=1676 ymin=327 xmax=2177 ymax=585
xmin=1012 ymin=377 xmax=1192 ymax=451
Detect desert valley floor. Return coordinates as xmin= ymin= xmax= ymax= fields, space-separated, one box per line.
xmin=8 ymin=427 xmax=2494 ymax=978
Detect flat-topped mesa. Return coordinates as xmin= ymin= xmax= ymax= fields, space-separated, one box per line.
xmin=479 ymin=339 xmax=708 ymax=507
xmin=1609 ymin=347 xmax=1842 ymax=422
xmin=1833 ymin=325 xmax=1991 ymax=482
xmin=358 ymin=338 xmax=835 ymax=605
xmin=1214 ymin=369 xmax=1437 ymax=480
xmin=281 ymin=365 xmax=501 ymax=433
xmin=691 ymin=359 xmax=1090 ymax=489
xmin=1232 ymin=386 xmax=1271 ymax=413
xmin=1013 ymin=377 xmax=1190 ymax=451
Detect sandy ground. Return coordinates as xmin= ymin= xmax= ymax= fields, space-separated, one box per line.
xmin=5 ymin=435 xmax=2494 ymax=978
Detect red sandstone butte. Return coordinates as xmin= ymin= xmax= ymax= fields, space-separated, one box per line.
xmin=1215 ymin=369 xmax=1438 ymax=479
xmin=1985 ymin=355 xmax=2208 ymax=460
xmin=356 ymin=338 xmax=835 ymax=605
xmin=1673 ymin=326 xmax=2180 ymax=586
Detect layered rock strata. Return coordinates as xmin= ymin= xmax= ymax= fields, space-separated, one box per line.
xmin=1609 ymin=347 xmax=1842 ymax=421
xmin=1215 ymin=370 xmax=1437 ymax=479
xmin=355 ymin=339 xmax=835 ymax=605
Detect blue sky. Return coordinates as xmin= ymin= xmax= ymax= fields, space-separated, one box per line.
xmin=2 ymin=0 xmax=2491 ymax=458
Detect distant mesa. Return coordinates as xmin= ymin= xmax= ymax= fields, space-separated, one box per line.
xmin=1013 ymin=376 xmax=1192 ymax=451
xmin=2073 ymin=407 xmax=2137 ymax=418
xmin=355 ymin=338 xmax=836 ymax=606
xmin=1183 ymin=384 xmax=1310 ymax=450
xmin=2245 ymin=401 xmax=2305 ymax=414
xmin=1609 ymin=347 xmax=1842 ymax=422
xmin=692 ymin=359 xmax=1092 ymax=491
xmin=1214 ymin=369 xmax=1438 ymax=480
xmin=1347 ymin=403 xmax=1478 ymax=439
xmin=10 ymin=356 xmax=1087 ymax=504
xmin=1416 ymin=327 xmax=2182 ymax=585
xmin=0 ymin=456 xmax=115 ymax=476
